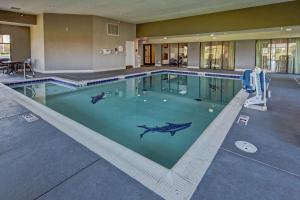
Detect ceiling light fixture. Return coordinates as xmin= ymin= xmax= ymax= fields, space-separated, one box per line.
xmin=163 ymin=37 xmax=167 ymax=40
xmin=285 ymin=28 xmax=292 ymax=31
xmin=212 ymin=37 xmax=217 ymax=40
xmin=210 ymin=33 xmax=215 ymax=37
xmin=10 ymin=6 xmax=21 ymax=10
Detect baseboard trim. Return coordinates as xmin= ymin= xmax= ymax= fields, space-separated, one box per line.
xmin=235 ymin=68 xmax=252 ymax=72
xmin=187 ymin=66 xmax=199 ymax=69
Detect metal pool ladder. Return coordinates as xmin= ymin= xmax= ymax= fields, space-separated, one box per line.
xmin=23 ymin=58 xmax=35 ymax=79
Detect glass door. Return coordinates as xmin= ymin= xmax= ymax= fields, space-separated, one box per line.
xmin=270 ymin=39 xmax=288 ymax=73
xmin=170 ymin=43 xmax=179 ymax=66
xmin=161 ymin=44 xmax=170 ymax=65
xmin=210 ymin=42 xmax=223 ymax=70
xmin=178 ymin=43 xmax=188 ymax=67
xmin=201 ymin=42 xmax=211 ymax=69
xmin=288 ymin=39 xmax=297 ymax=73
xmin=200 ymin=41 xmax=235 ymax=70
xmin=143 ymin=44 xmax=154 ymax=65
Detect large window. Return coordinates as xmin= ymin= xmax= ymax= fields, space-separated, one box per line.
xmin=0 ymin=35 xmax=11 ymax=60
xmin=161 ymin=43 xmax=188 ymax=67
xmin=178 ymin=43 xmax=188 ymax=66
xmin=256 ymin=38 xmax=300 ymax=74
xmin=200 ymin=41 xmax=235 ymax=70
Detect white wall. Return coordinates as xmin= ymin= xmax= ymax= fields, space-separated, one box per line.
xmin=30 ymin=14 xmax=45 ymax=72
xmin=235 ymin=40 xmax=256 ymax=70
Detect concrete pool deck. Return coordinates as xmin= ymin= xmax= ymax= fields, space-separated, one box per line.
xmin=0 ymin=69 xmax=300 ymax=200
xmin=0 ymin=66 xmax=242 ymax=84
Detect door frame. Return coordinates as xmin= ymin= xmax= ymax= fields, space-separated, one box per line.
xmin=143 ymin=44 xmax=154 ymax=65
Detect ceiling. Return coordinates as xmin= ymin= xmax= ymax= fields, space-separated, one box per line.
xmin=0 ymin=0 xmax=293 ymax=24
xmin=144 ymin=26 xmax=300 ymax=44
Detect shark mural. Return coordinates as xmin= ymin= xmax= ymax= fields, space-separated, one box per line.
xmin=91 ymin=92 xmax=105 ymax=104
xmin=137 ymin=122 xmax=192 ymax=139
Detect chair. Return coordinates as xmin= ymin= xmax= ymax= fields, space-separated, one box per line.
xmin=0 ymin=58 xmax=10 ymax=74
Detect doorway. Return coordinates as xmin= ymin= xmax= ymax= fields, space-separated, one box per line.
xmin=143 ymin=44 xmax=155 ymax=65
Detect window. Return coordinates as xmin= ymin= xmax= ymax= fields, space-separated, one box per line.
xmin=0 ymin=35 xmax=11 ymax=59
xmin=178 ymin=43 xmax=188 ymax=66
xmin=200 ymin=41 xmax=235 ymax=70
xmin=161 ymin=43 xmax=188 ymax=67
xmin=169 ymin=43 xmax=179 ymax=66
xmin=256 ymin=38 xmax=300 ymax=74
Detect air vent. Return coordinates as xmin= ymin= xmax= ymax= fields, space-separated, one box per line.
xmin=107 ymin=23 xmax=119 ymax=36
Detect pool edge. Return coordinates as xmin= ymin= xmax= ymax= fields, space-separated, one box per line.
xmin=0 ymin=75 xmax=247 ymax=200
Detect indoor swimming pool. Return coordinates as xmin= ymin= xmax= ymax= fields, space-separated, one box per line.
xmin=12 ymin=73 xmax=241 ymax=168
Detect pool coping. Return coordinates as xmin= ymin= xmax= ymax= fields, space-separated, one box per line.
xmin=1 ymin=70 xmax=247 ymax=200
xmin=3 ymin=69 xmax=242 ymax=88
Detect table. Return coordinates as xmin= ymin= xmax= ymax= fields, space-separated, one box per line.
xmin=1 ymin=61 xmax=23 ymax=74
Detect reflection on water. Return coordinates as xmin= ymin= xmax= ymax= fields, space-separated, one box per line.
xmin=139 ymin=74 xmax=241 ymax=104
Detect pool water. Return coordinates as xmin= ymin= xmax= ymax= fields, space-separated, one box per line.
xmin=13 ymin=74 xmax=241 ymax=168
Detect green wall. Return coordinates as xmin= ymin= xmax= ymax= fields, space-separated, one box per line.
xmin=137 ymin=1 xmax=300 ymax=37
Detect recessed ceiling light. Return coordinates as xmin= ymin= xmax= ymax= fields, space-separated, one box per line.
xmin=285 ymin=28 xmax=292 ymax=31
xmin=210 ymin=33 xmax=215 ymax=37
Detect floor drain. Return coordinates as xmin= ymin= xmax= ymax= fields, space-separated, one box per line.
xmin=237 ymin=115 xmax=250 ymax=125
xmin=22 ymin=113 xmax=39 ymax=123
xmin=235 ymin=141 xmax=257 ymax=153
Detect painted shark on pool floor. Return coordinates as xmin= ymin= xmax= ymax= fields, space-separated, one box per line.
xmin=91 ymin=92 xmax=105 ymax=104
xmin=137 ymin=122 xmax=192 ymax=139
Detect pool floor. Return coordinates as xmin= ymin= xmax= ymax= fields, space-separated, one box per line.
xmin=13 ymin=74 xmax=241 ymax=168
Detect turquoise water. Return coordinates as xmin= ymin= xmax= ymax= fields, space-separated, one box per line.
xmin=13 ymin=74 xmax=241 ymax=168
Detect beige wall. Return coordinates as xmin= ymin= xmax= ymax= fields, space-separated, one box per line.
xmin=92 ymin=16 xmax=136 ymax=71
xmin=0 ymin=24 xmax=31 ymax=61
xmin=30 ymin=14 xmax=45 ymax=71
xmin=187 ymin=43 xmax=200 ymax=68
xmin=35 ymin=13 xmax=136 ymax=72
xmin=44 ymin=13 xmax=93 ymax=71
xmin=235 ymin=40 xmax=256 ymax=70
